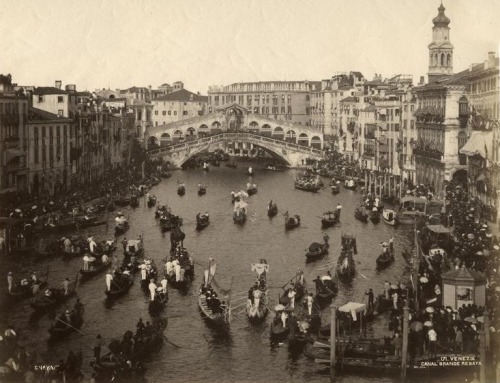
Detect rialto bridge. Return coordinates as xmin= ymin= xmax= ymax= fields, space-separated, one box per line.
xmin=145 ymin=103 xmax=325 ymax=168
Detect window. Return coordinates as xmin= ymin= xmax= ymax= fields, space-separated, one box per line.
xmin=38 ymin=95 xmax=44 ymax=102
xmin=306 ymin=95 xmax=310 ymax=101
xmin=174 ymin=111 xmax=177 ymax=116
xmin=57 ymin=96 xmax=64 ymax=103
xmin=183 ymin=111 xmax=188 ymax=115
xmin=163 ymin=111 xmax=167 ymax=116
xmin=168 ymin=111 xmax=171 ymax=115
xmin=58 ymin=110 xmax=63 ymax=117
xmin=155 ymin=111 xmax=158 ymax=115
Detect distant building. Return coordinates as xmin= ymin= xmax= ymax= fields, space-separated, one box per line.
xmin=207 ymin=80 xmax=321 ymax=126
xmin=0 ymin=74 xmax=29 ymax=193
xmin=151 ymin=88 xmax=208 ymax=127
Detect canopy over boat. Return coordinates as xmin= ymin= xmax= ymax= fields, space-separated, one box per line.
xmin=234 ymin=200 xmax=248 ymax=213
xmin=339 ymin=302 xmax=367 ymax=320
xmin=426 ymin=224 xmax=451 ymax=234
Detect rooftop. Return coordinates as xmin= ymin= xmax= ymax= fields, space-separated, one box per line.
xmin=154 ymin=88 xmax=208 ymax=102
xmin=27 ymin=107 xmax=72 ymax=122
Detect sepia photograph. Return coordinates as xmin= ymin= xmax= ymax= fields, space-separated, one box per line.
xmin=0 ymin=0 xmax=499 ymax=382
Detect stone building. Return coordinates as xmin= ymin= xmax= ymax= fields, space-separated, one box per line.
xmin=151 ymin=88 xmax=207 ymax=127
xmin=0 ymin=74 xmax=29 ymax=193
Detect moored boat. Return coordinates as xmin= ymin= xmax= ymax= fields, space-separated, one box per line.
xmin=382 ymin=209 xmax=398 ymax=226
xmin=369 ymin=208 xmax=380 ymax=223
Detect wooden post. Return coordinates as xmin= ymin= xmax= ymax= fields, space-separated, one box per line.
xmin=484 ymin=310 xmax=490 ymax=351
xmin=374 ymin=175 xmax=378 ymax=198
xmin=479 ymin=330 xmax=486 ymax=383
xmin=364 ymin=169 xmax=368 ymax=190
xmin=401 ymin=300 xmax=410 ymax=382
xmin=330 ymin=305 xmax=336 ymax=382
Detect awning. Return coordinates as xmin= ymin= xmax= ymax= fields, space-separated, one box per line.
xmin=426 ymin=224 xmax=451 ymax=234
xmin=339 ymin=302 xmax=366 ymax=321
xmin=460 ymin=130 xmax=493 ymax=159
xmin=6 ymin=149 xmax=25 ymax=163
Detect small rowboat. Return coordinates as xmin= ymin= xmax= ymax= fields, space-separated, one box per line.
xmin=177 ymin=185 xmax=185 ymax=196
xmin=48 ymin=307 xmax=84 ymax=340
xmin=79 ymin=261 xmax=111 ymax=281
xmin=198 ymin=186 xmax=207 ymax=196
xmin=270 ymin=320 xmax=290 ymax=340
xmin=376 ymin=250 xmax=395 ymax=269
xmin=305 ymin=235 xmax=329 ymax=262
xmin=354 ymin=207 xmax=368 ymax=223
xmin=285 ymin=215 xmax=300 ymax=230
xmin=196 ymin=214 xmax=210 ymax=230
xmin=130 ymin=196 xmax=139 ymax=208
xmin=147 ymin=196 xmax=157 ymax=208
xmin=321 ymin=211 xmax=337 ymax=228
xmin=369 ymin=210 xmax=380 ymax=224
xmin=331 ymin=185 xmax=340 ymax=194
xmin=267 ymin=204 xmax=278 ymax=218
xmin=105 ymin=275 xmax=134 ymax=299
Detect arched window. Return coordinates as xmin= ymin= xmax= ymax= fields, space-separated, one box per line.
xmin=458 ymin=131 xmax=468 ymax=149
xmin=441 ymin=53 xmax=445 ymax=66
xmin=447 ymin=53 xmax=451 ymax=66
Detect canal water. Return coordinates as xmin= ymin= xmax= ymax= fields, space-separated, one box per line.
xmin=0 ymin=166 xmax=467 ymax=383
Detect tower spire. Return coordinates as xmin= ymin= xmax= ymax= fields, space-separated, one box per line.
xmin=427 ymin=2 xmax=454 ymax=83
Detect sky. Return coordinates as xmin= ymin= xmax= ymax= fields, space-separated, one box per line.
xmin=1 ymin=0 xmax=499 ymax=94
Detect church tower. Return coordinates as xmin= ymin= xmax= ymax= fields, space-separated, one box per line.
xmin=428 ymin=3 xmax=454 ymax=83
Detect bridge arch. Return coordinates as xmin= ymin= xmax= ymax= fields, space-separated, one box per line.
xmin=199 ymin=124 xmax=209 ymax=137
xmin=272 ymin=126 xmax=284 ymax=140
xmin=173 ymin=129 xmax=184 ymax=144
xmin=261 ymin=124 xmax=272 ymax=137
xmin=285 ymin=130 xmax=297 ymax=144
xmin=298 ymin=132 xmax=309 ymax=146
xmin=160 ymin=133 xmax=171 ymax=146
xmin=311 ymin=135 xmax=322 ymax=149
xmin=211 ymin=121 xmax=222 ymax=135
xmin=148 ymin=136 xmax=159 ymax=148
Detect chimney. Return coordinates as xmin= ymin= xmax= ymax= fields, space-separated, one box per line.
xmin=488 ymin=51 xmax=496 ymax=66
xmin=55 ymin=80 xmax=62 ymax=89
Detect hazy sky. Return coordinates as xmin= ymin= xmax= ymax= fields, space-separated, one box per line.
xmin=1 ymin=0 xmax=499 ymax=94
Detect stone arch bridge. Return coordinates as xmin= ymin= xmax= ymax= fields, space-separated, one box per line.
xmin=145 ymin=103 xmax=325 ymax=167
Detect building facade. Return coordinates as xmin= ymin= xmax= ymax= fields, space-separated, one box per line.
xmin=207 ymin=80 xmax=321 ymax=127
xmin=151 ymin=88 xmax=208 ymax=127
xmin=0 ymin=74 xmax=29 ymax=193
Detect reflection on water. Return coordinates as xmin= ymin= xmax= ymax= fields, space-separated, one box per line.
xmin=0 ymin=167 xmax=465 ymax=382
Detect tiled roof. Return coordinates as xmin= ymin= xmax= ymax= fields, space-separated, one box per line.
xmin=33 ymin=87 xmax=69 ymax=95
xmin=153 ymin=89 xmax=208 ymax=102
xmin=340 ymin=96 xmax=357 ymax=103
xmin=27 ymin=107 xmax=72 ymax=122
xmin=416 ymin=68 xmax=470 ymax=91
xmin=351 ymin=71 xmax=363 ymax=78
xmin=120 ymin=86 xmax=149 ymax=94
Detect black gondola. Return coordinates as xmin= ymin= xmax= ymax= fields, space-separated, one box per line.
xmin=196 ymin=213 xmax=210 ymax=230
xmin=48 ymin=306 xmax=84 ymax=340
xmin=105 ymin=274 xmax=134 ymax=298
xmin=331 ymin=185 xmax=340 ymax=194
xmin=31 ymin=285 xmax=77 ymax=313
xmin=267 ymin=203 xmax=278 ymax=218
xmin=321 ymin=211 xmax=337 ymax=228
xmin=370 ymin=209 xmax=380 ymax=223
xmin=115 ymin=222 xmax=129 ymax=236
xmin=147 ymin=196 xmax=157 ymax=208
xmin=198 ymin=186 xmax=207 ymax=196
xmin=354 ymin=207 xmax=369 ymax=223
xmin=305 ymin=234 xmax=329 ymax=262
xmin=79 ymin=260 xmax=111 ymax=280
xmin=376 ymin=249 xmax=395 ymax=269
xmin=177 ymin=185 xmax=185 ymax=196
xmin=130 ymin=196 xmax=139 ymax=208
xmin=285 ymin=214 xmax=300 ymax=230
xmin=148 ymin=291 xmax=168 ymax=315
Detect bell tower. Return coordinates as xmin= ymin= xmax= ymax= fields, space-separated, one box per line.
xmin=428 ymin=3 xmax=454 ymax=83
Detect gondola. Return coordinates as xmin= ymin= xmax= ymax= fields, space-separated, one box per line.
xmin=31 ymin=285 xmax=77 ymax=313
xmin=344 ymin=178 xmax=357 ymax=190
xmin=198 ymin=186 xmax=207 ymax=196
xmin=148 ymin=291 xmax=168 ymax=315
xmin=114 ymin=196 xmax=131 ymax=207
xmin=336 ymin=251 xmax=355 ymax=280
xmin=177 ymin=185 xmax=185 ymax=196
xmin=294 ymin=183 xmax=321 ymax=193
xmin=376 ymin=250 xmax=395 ymax=269
xmin=8 ymin=276 xmax=48 ymax=300
xmin=285 ymin=214 xmax=300 ymax=230
xmin=320 ymin=211 xmax=337 ymax=228
xmin=314 ymin=275 xmax=337 ymax=305
xmin=267 ymin=203 xmax=278 ymax=217
xmin=369 ymin=209 xmax=380 ymax=223
xmin=114 ymin=222 xmax=129 ymax=235
xmin=164 ymin=250 xmax=195 ymax=289
xmin=305 ymin=234 xmax=329 ymax=262
xmin=382 ymin=209 xmax=398 ymax=226
xmin=130 ymin=195 xmax=139 ymax=208
xmin=270 ymin=319 xmax=290 ymax=340
xmin=246 ymin=260 xmax=269 ymax=321
xmin=198 ymin=259 xmax=231 ymax=326
xmin=331 ymin=185 xmax=340 ymax=194
xmin=48 ymin=306 xmax=84 ymax=340
xmin=233 ymin=211 xmax=246 ymax=224
xmin=79 ymin=260 xmax=111 ymax=280
xmin=147 ymin=196 xmax=157 ymax=208
xmin=196 ymin=213 xmax=210 ymax=230
xmin=354 ymin=207 xmax=368 ymax=223
xmin=247 ymin=184 xmax=257 ymax=196
xmin=105 ymin=274 xmax=134 ymax=299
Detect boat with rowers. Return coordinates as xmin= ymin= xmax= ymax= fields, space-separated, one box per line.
xmin=104 ymin=263 xmax=135 ymax=299
xmin=305 ymin=234 xmax=329 ymax=262
xmin=147 ymin=195 xmax=157 ymax=208
xmin=246 ymin=259 xmax=269 ymax=321
xmin=177 ymin=182 xmax=186 ymax=196
xmin=336 ymin=233 xmax=357 ymax=280
xmin=198 ymin=258 xmax=232 ymax=327
xmin=233 ymin=200 xmax=248 ymax=225
xmin=313 ymin=272 xmax=337 ymax=305
xmin=369 ymin=207 xmax=380 ymax=223
xmin=246 ymin=182 xmax=258 ymax=196
xmin=7 ymin=267 xmax=49 ymax=300
xmin=114 ymin=212 xmax=129 ymax=235
xmin=164 ymin=245 xmax=195 ymax=289
xmin=196 ymin=212 xmax=210 ymax=230
xmin=284 ymin=212 xmax=300 ymax=230
xmin=354 ymin=206 xmax=368 ymax=222
xmin=31 ymin=275 xmax=78 ymax=314
xmin=321 ymin=211 xmax=338 ymax=228
xmin=198 ymin=184 xmax=207 ymax=196
xmin=267 ymin=201 xmax=278 ymax=217
xmin=376 ymin=242 xmax=395 ymax=269
xmin=48 ymin=303 xmax=85 ymax=340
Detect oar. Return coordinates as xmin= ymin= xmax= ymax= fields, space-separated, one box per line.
xmin=55 ymin=317 xmax=85 ymax=336
xmin=313 ymin=341 xmax=330 ymax=348
xmin=231 ymin=301 xmax=247 ymax=311
xmin=162 ymin=335 xmax=181 ymax=348
xmin=359 ymin=273 xmax=369 ymax=279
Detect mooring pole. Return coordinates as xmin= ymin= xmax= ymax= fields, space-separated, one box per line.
xmin=401 ymin=300 xmax=410 ymax=382
xmin=330 ymin=305 xmax=336 ymax=382
xmin=479 ymin=329 xmax=486 ymax=383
